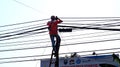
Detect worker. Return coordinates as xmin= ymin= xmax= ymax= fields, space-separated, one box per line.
xmin=47 ymin=15 xmax=63 ymax=53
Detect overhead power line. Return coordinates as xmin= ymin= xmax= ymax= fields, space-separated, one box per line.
xmin=13 ymin=0 xmax=42 ymax=13
xmin=62 ymin=22 xmax=120 ymax=27
xmin=1 ymin=21 xmax=120 ymax=39
xmin=1 ymin=47 xmax=120 ymax=60
xmin=0 ymin=30 xmax=118 ymax=44
xmin=0 ymin=18 xmax=49 ymax=28
xmin=0 ymin=27 xmax=47 ymax=39
xmin=0 ymin=50 xmax=120 ymax=64
xmin=0 ymin=38 xmax=120 ymax=52
xmin=0 ymin=58 xmax=41 ymax=64
xmin=0 ymin=47 xmax=120 ymax=60
xmin=1 ymin=17 xmax=120 ymax=28
xmin=0 ymin=17 xmax=120 ymax=40
xmin=0 ymin=25 xmax=46 ymax=35
xmin=0 ymin=23 xmax=45 ymax=33
xmin=0 ymin=31 xmax=120 ymax=48
xmin=62 ymin=19 xmax=120 ymax=22
xmin=0 ymin=17 xmax=120 ymax=65
xmin=60 ymin=17 xmax=120 ymax=19
xmin=0 ymin=30 xmax=47 ymax=41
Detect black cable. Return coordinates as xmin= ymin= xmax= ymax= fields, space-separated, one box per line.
xmin=0 ymin=27 xmax=48 ymax=39
xmin=62 ymin=18 xmax=120 ymax=22
xmin=0 ymin=18 xmax=49 ymax=28
xmin=0 ymin=23 xmax=45 ymax=34
xmin=0 ymin=47 xmax=120 ymax=60
xmin=1 ymin=20 xmax=119 ymax=39
xmin=62 ymin=32 xmax=120 ymax=41
xmin=1 ymin=17 xmax=120 ymax=28
xmin=0 ymin=30 xmax=119 ymax=47
xmin=0 ymin=30 xmax=47 ymax=41
xmin=0 ymin=58 xmax=41 ymax=64
xmin=0 ymin=31 xmax=119 ymax=48
xmin=61 ymin=38 xmax=120 ymax=47
xmin=0 ymin=18 xmax=119 ymax=51
xmin=0 ymin=33 xmax=48 ymax=44
xmin=62 ymin=19 xmax=120 ymax=22
xmin=13 ymin=0 xmax=42 ymax=13
xmin=0 ymin=50 xmax=120 ymax=64
xmin=62 ymin=21 xmax=120 ymax=27
xmin=0 ymin=40 xmax=50 ymax=47
xmin=0 ymin=17 xmax=120 ymax=64
xmin=61 ymin=17 xmax=120 ymax=23
xmin=0 ymin=23 xmax=119 ymax=46
xmin=0 ymin=31 xmax=107 ymax=44
xmin=0 ymin=25 xmax=46 ymax=36
xmin=1 ymin=21 xmax=120 ymax=40
xmin=0 ymin=22 xmax=101 ymax=35
xmin=60 ymin=17 xmax=120 ymax=19
xmin=0 ymin=24 xmax=116 ymax=39
xmin=80 ymin=51 xmax=120 ymax=57
xmin=0 ymin=38 xmax=120 ymax=52
xmin=1 ymin=18 xmax=120 ymax=37
xmin=0 ymin=30 xmax=117 ymax=44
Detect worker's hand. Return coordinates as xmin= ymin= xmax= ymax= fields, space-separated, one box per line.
xmin=56 ymin=16 xmax=59 ymax=20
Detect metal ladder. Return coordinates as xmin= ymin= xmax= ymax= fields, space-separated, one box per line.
xmin=49 ymin=49 xmax=59 ymax=67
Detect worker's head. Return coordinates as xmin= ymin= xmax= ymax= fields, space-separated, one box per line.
xmin=51 ymin=15 xmax=56 ymax=21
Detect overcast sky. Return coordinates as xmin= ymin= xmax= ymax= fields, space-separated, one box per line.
xmin=0 ymin=0 xmax=120 ymax=67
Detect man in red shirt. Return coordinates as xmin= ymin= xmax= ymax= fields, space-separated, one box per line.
xmin=47 ymin=15 xmax=63 ymax=53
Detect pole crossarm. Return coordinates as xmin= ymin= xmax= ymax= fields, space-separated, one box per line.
xmin=58 ymin=25 xmax=120 ymax=31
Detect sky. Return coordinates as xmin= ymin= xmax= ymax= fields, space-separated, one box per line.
xmin=0 ymin=0 xmax=120 ymax=67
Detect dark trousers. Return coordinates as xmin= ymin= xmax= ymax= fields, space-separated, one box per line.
xmin=50 ymin=34 xmax=61 ymax=67
xmin=50 ymin=34 xmax=61 ymax=52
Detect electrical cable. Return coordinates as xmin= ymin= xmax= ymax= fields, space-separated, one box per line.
xmin=0 ymin=31 xmax=119 ymax=48
xmin=1 ymin=21 xmax=120 ymax=40
xmin=0 ymin=18 xmax=49 ymax=28
xmin=13 ymin=0 xmax=42 ymax=13
xmin=0 ymin=23 xmax=96 ymax=35
xmin=0 ymin=47 xmax=120 ymax=60
xmin=1 ymin=23 xmax=120 ymax=49
xmin=80 ymin=51 xmax=120 ymax=57
xmin=0 ymin=16 xmax=120 ymax=64
xmin=0 ymin=26 xmax=47 ymax=39
xmin=0 ymin=23 xmax=45 ymax=33
xmin=62 ymin=21 xmax=120 ymax=27
xmin=0 ymin=33 xmax=48 ymax=44
xmin=0 ymin=50 xmax=120 ymax=64
xmin=0 ymin=30 xmax=47 ymax=41
xmin=0 ymin=37 xmax=120 ymax=52
xmin=1 ymin=17 xmax=120 ymax=38
xmin=0 ymin=58 xmax=41 ymax=64
xmin=1 ymin=20 xmax=119 ymax=39
xmin=60 ymin=17 xmax=120 ymax=19
xmin=0 ymin=19 xmax=119 ymax=42
xmin=0 ymin=25 xmax=46 ymax=36
xmin=0 ymin=30 xmax=117 ymax=44
xmin=62 ymin=19 xmax=120 ymax=22
xmin=0 ymin=18 xmax=119 ymax=55
xmin=62 ymin=18 xmax=120 ymax=22
xmin=0 ymin=17 xmax=120 ymax=28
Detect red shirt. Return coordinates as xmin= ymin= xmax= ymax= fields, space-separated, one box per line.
xmin=47 ymin=19 xmax=62 ymax=35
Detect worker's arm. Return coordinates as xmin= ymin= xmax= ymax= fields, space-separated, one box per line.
xmin=56 ymin=16 xmax=63 ymax=23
